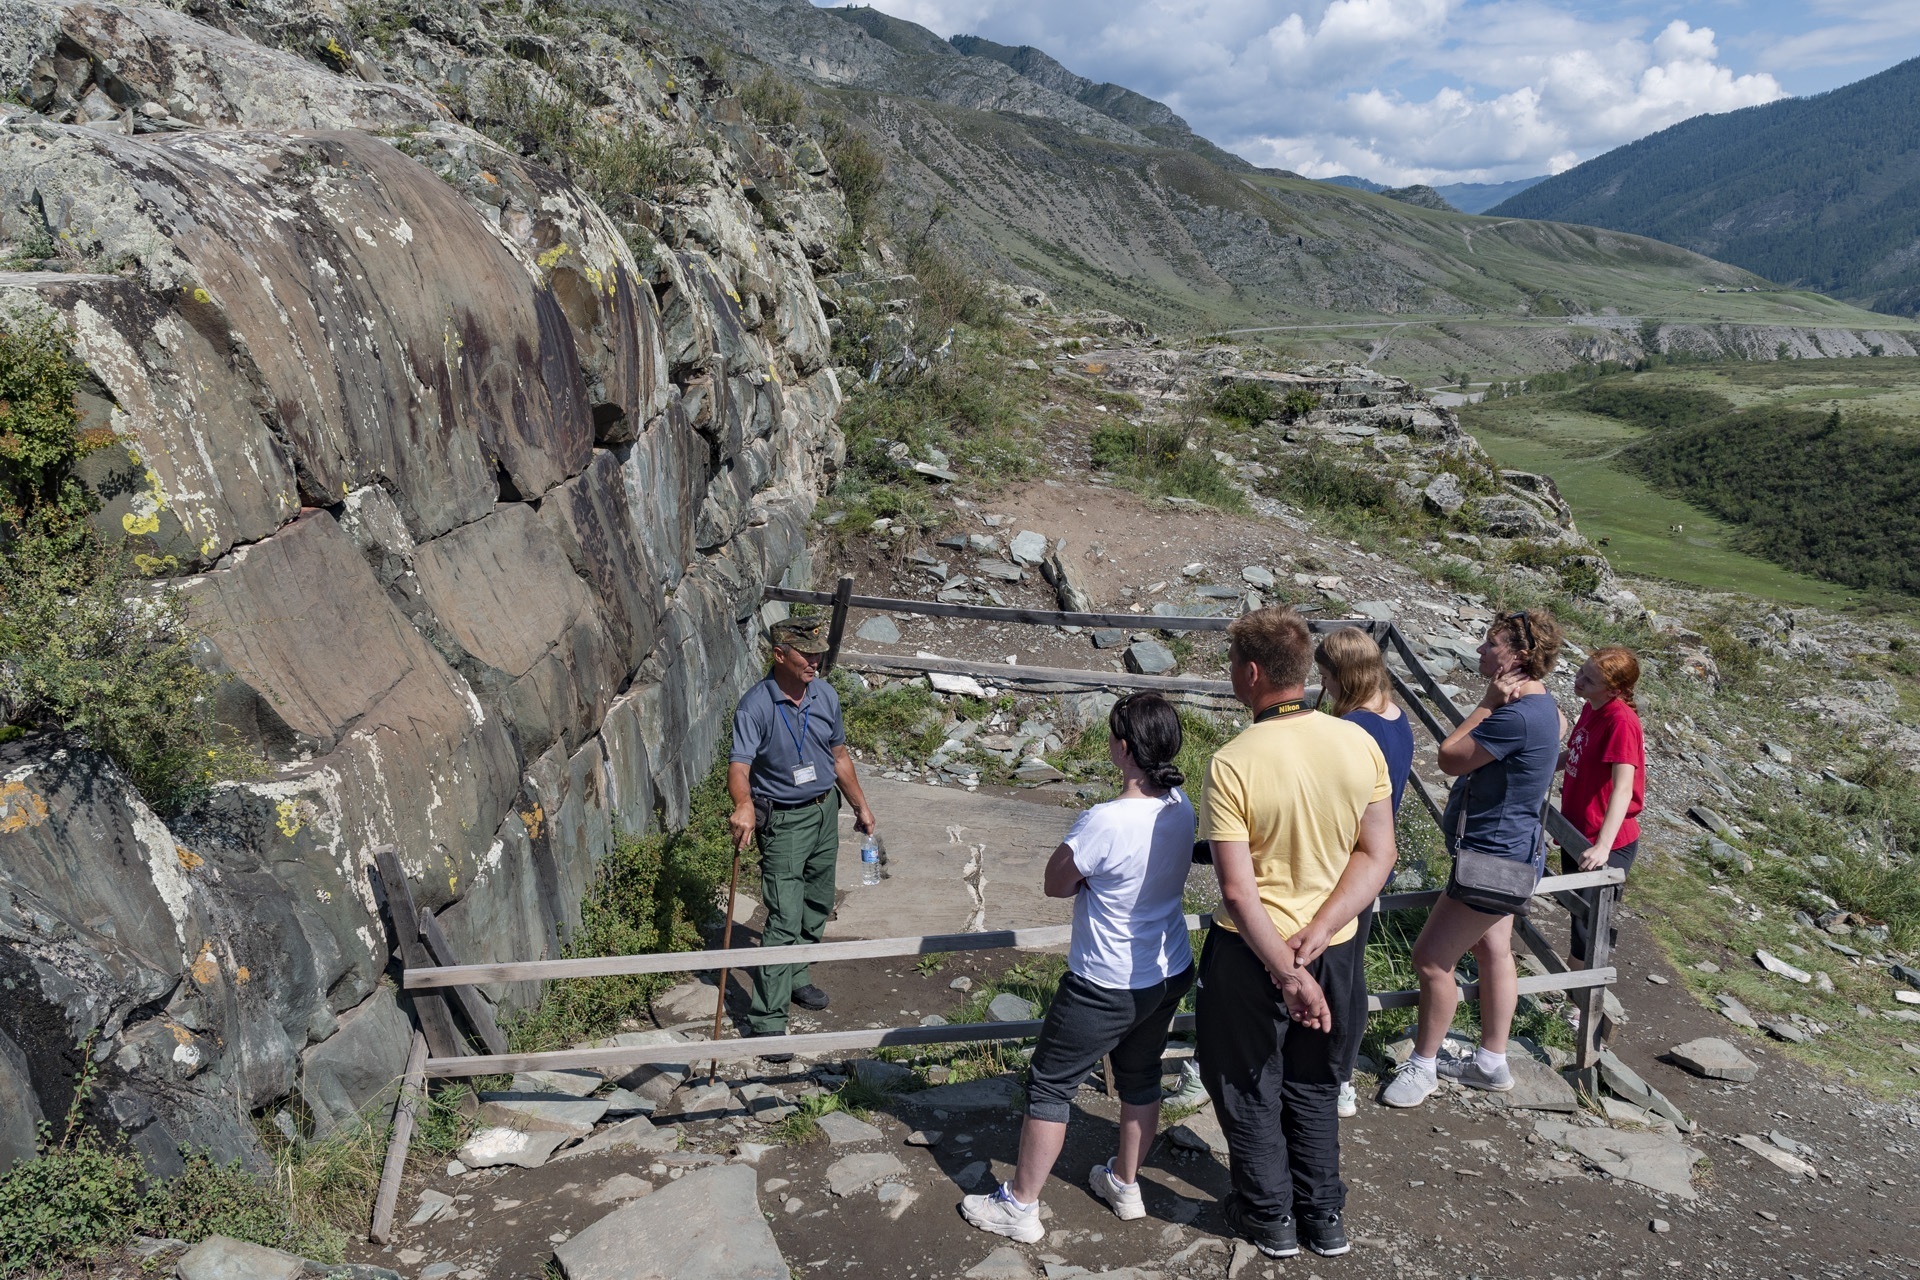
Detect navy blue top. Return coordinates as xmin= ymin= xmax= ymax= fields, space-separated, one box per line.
xmin=1345 ymin=708 xmax=1415 ymax=816
xmin=1441 ymin=692 xmax=1561 ymax=867
xmin=729 ymin=674 xmax=844 ymax=803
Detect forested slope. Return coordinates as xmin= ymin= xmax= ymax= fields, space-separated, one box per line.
xmin=1493 ymin=58 xmax=1920 ymax=316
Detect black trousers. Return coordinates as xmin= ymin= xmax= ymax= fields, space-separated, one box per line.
xmin=1196 ymin=926 xmax=1365 ymax=1223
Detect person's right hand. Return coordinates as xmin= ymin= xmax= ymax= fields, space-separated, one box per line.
xmin=1482 ymin=669 xmax=1529 ymax=709
xmin=729 ymin=803 xmax=757 ymax=852
xmin=1273 ymin=967 xmax=1331 ymax=1032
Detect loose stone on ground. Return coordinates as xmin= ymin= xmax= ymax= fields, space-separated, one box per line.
xmin=553 ymin=1164 xmax=786 ymax=1280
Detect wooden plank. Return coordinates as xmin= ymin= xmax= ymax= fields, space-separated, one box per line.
xmin=407 ymin=921 xmax=1082 ymax=989
xmin=1403 ymin=768 xmax=1448 ymax=830
xmin=1384 ymin=623 xmax=1465 ymax=727
xmin=1574 ymin=881 xmax=1617 ymax=1072
xmin=838 ymin=650 xmax=1234 ymax=696
xmin=765 ymin=586 xmax=1386 ymax=636
xmin=369 ymin=1031 xmax=428 ymax=1244
xmin=1375 ymin=867 xmax=1620 ymax=916
xmin=1515 ymin=916 xmax=1572 ymax=976
xmin=419 ymin=967 xmax=1617 ymax=1079
xmin=819 ymin=575 xmax=854 ymax=675
xmin=408 ymin=871 xmax=1616 ymax=991
xmin=1386 ymin=665 xmax=1454 ymax=745
xmin=1370 ymin=966 xmax=1615 ymax=1012
xmin=372 ymin=849 xmax=467 ymax=1060
xmin=419 ymin=912 xmax=510 ymax=1057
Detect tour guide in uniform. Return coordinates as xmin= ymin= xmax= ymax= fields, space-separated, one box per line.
xmin=728 ymin=618 xmax=878 ymax=1059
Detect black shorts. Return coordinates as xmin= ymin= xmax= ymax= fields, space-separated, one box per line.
xmin=1024 ymin=966 xmax=1194 ymax=1122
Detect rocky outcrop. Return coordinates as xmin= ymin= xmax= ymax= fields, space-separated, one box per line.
xmin=0 ymin=0 xmax=845 ymax=1165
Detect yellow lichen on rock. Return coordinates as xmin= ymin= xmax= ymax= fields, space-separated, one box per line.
xmin=536 ymin=243 xmax=572 ymax=269
xmin=0 ymin=780 xmax=51 ymax=833
xmin=275 ymin=798 xmax=304 ymax=838
xmin=177 ymin=845 xmax=205 ymax=871
xmin=521 ymin=802 xmax=544 ymax=839
xmin=189 ymin=941 xmax=218 ymax=985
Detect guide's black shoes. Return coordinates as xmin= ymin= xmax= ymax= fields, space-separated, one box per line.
xmin=1300 ymin=1210 xmax=1351 ymax=1257
xmin=791 ymin=984 xmax=830 ymax=1011
xmin=1220 ymin=1194 xmax=1299 ymax=1259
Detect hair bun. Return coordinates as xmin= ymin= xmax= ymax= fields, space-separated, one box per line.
xmin=1149 ymin=761 xmax=1185 ymax=790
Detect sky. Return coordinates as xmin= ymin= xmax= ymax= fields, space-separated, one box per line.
xmin=820 ymin=0 xmax=1920 ymax=185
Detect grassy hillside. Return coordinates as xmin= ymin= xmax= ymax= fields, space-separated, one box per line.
xmin=1492 ymin=57 xmax=1920 ymax=316
xmin=1461 ymin=359 xmax=1920 ymax=601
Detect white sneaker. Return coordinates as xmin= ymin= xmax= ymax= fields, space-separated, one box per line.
xmin=1089 ymin=1162 xmax=1146 ymax=1221
xmin=1166 ymin=1060 xmax=1208 ymax=1109
xmin=1379 ymin=1061 xmax=1438 ymax=1108
xmin=1437 ymin=1057 xmax=1514 ymax=1091
xmin=1336 ymin=1080 xmax=1358 ymax=1118
xmin=961 ymin=1183 xmax=1045 ymax=1243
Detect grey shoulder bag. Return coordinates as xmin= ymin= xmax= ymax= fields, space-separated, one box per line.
xmin=1446 ymin=783 xmax=1543 ymax=916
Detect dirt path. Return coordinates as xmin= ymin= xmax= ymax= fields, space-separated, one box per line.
xmin=358 ymin=765 xmax=1918 ymax=1279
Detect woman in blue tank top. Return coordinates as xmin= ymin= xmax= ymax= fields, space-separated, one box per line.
xmin=1313 ymin=627 xmax=1415 ymax=1117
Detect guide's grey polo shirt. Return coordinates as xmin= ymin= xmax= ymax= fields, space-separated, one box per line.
xmin=729 ymin=674 xmax=844 ymax=804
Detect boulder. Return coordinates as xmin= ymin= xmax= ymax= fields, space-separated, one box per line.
xmin=1423 ymin=473 xmax=1466 ymax=516
xmin=554 ymin=1164 xmax=786 ymax=1280
xmin=1125 ymin=640 xmax=1177 ymax=676
xmin=826 ymin=1150 xmax=906 ymax=1195
xmin=174 ymin=1235 xmax=304 ymax=1280
xmin=1667 ymin=1038 xmax=1758 ymax=1083
xmin=1532 ymin=1119 xmax=1702 ymax=1199
xmin=1008 ymin=531 xmax=1050 ymax=566
xmin=856 ymin=615 xmax=902 ymax=644
xmin=815 ymin=1110 xmax=882 ymax=1145
xmin=0 ymin=1029 xmax=43 ymax=1170
xmin=987 ymin=993 xmax=1036 ymax=1022
xmin=1474 ymin=495 xmax=1558 ymax=538
xmin=1041 ymin=543 xmax=1095 ymax=612
xmin=299 ymin=987 xmax=414 ymax=1136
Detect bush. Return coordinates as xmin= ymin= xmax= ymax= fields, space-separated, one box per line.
xmin=821 ymin=115 xmax=885 ymax=233
xmin=0 ymin=312 xmax=97 ymax=523
xmin=1208 ymin=381 xmax=1277 ymax=425
xmin=741 ymin=71 xmax=805 ymax=126
xmin=0 ymin=1127 xmax=146 ymax=1275
xmin=575 ymin=125 xmax=687 ymax=219
xmin=0 ymin=519 xmax=255 ymax=812
xmin=1256 ymin=442 xmax=1402 ymax=514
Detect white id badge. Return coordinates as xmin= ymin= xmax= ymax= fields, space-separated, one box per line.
xmin=791 ymin=764 xmax=818 ymax=785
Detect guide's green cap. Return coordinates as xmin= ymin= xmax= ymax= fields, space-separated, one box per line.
xmin=769 ymin=617 xmax=830 ymax=653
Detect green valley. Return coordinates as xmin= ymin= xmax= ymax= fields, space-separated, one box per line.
xmin=1460 ymin=358 xmax=1920 ymax=605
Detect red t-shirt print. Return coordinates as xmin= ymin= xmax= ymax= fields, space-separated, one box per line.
xmin=1561 ymin=698 xmax=1646 ymax=850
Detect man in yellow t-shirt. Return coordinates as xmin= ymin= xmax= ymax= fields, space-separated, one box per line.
xmin=1199 ymin=607 xmax=1396 ymax=1261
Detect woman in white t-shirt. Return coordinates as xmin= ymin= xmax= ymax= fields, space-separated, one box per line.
xmin=962 ymin=693 xmax=1197 ymax=1242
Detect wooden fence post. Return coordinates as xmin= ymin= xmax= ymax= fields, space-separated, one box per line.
xmin=370 ymin=1030 xmax=429 ymax=1244
xmin=373 ymin=849 xmax=467 ymax=1061
xmin=820 ymin=575 xmax=854 ymax=675
xmin=1572 ymin=882 xmax=1616 ymax=1084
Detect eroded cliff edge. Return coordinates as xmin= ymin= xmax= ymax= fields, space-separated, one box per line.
xmin=0 ymin=0 xmax=849 ymax=1170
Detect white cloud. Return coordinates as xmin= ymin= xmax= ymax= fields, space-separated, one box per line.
xmin=828 ymin=0 xmax=1797 ymax=183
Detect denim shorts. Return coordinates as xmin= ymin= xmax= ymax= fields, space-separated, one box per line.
xmin=1023 ymin=966 xmax=1194 ymax=1122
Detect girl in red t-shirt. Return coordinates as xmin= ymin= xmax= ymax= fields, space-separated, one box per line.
xmin=1556 ymin=646 xmax=1645 ymax=975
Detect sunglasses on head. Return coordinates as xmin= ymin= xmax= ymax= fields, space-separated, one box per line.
xmin=1504 ymin=610 xmax=1535 ymax=651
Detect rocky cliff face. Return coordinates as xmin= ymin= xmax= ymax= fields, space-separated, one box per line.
xmin=0 ymin=0 xmax=847 ymax=1169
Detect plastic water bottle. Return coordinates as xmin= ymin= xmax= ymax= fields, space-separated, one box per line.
xmin=860 ymin=832 xmax=886 ymax=885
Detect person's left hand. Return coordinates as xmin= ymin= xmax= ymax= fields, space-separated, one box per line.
xmin=1576 ymin=845 xmax=1609 ymax=872
xmin=854 ymin=804 xmax=877 ymax=835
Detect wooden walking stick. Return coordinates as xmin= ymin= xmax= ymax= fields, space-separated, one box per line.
xmin=709 ymin=841 xmax=746 ymax=1084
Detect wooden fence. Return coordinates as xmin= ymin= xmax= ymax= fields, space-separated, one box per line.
xmin=369 ymin=579 xmax=1622 ymax=1236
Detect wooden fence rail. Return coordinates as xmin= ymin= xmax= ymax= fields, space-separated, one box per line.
xmin=418 ymin=966 xmax=1616 ymax=1080
xmin=402 ymin=871 xmax=1622 ymax=991
xmin=366 ymin=587 xmax=1626 ymax=1229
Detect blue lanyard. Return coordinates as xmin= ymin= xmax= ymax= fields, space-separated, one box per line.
xmin=776 ymin=698 xmax=811 ymax=759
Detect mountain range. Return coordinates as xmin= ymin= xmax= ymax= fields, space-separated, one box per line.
xmin=634 ymin=0 xmax=1911 ymax=369
xmin=1325 ymin=175 xmax=1546 ymax=215
xmin=1492 ymin=57 xmax=1920 ymax=317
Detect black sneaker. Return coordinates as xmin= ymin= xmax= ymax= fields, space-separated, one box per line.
xmin=1220 ymin=1193 xmax=1299 ymax=1259
xmin=791 ymin=984 xmax=830 ymax=1011
xmin=1300 ymin=1209 xmax=1351 ymax=1257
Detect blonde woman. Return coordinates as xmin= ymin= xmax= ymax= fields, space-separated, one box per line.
xmin=1312 ymin=628 xmax=1413 ymax=1117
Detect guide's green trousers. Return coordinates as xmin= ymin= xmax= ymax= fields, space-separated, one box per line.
xmin=747 ymin=791 xmax=840 ymax=1034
